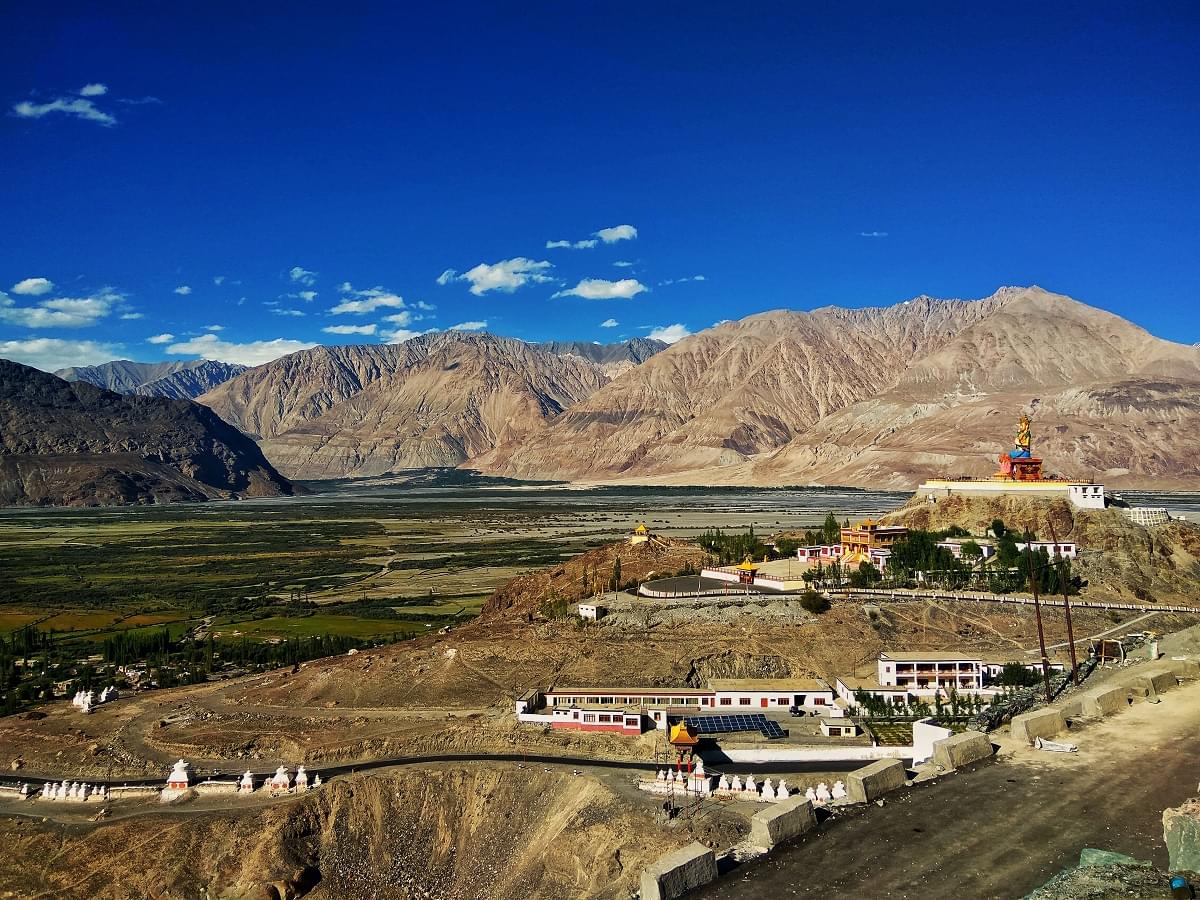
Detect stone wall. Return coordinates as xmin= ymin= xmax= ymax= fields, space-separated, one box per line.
xmin=639 ymin=842 xmax=718 ymax=900
xmin=747 ymin=796 xmax=817 ymax=849
xmin=845 ymin=759 xmax=906 ymax=804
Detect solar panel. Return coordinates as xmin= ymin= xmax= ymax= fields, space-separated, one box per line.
xmin=680 ymin=713 xmax=788 ymax=740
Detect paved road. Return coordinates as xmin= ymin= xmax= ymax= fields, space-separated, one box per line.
xmin=698 ymin=677 xmax=1200 ymax=900
xmin=4 ymin=751 xmax=878 ymax=789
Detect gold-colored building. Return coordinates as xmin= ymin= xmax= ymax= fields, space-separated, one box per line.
xmin=840 ymin=519 xmax=908 ymax=565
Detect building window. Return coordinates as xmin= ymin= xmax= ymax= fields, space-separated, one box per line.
xmin=719 ymin=698 xmax=732 ymax=706
xmin=814 ymin=697 xmax=826 ymax=705
xmin=777 ymin=697 xmax=790 ymax=705
xmin=739 ymin=697 xmax=751 ymax=706
xmin=583 ymin=714 xmax=596 ymax=723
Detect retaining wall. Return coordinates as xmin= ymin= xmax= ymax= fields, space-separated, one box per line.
xmin=845 ymin=758 xmax=906 ymax=804
xmin=640 ymin=842 xmax=718 ymax=900
xmin=747 ymin=796 xmax=817 ymax=849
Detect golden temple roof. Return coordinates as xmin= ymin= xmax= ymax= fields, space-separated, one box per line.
xmin=668 ymin=722 xmax=698 ymax=745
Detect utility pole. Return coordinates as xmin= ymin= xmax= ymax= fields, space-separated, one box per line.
xmin=1048 ymin=523 xmax=1079 ymax=686
xmin=1025 ymin=522 xmax=1053 ymax=703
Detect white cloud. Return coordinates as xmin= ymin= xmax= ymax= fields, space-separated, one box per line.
xmin=289 ymin=266 xmax=317 ymax=286
xmin=446 ymin=258 xmax=554 ymax=295
xmin=599 ymin=318 xmax=619 ymax=328
xmin=859 ymin=231 xmax=888 ymax=238
xmin=297 ymin=290 xmax=317 ymax=302
xmin=552 ymin=278 xmax=647 ymax=300
xmin=546 ymin=238 xmax=598 ymax=249
xmin=383 ymin=311 xmax=413 ymax=327
xmin=203 ymin=324 xmax=224 ymax=331
xmin=147 ymin=333 xmax=175 ymax=344
xmin=173 ymin=285 xmax=192 ymax=295
xmin=79 ymin=83 xmax=108 ymax=97
xmin=323 ymin=324 xmax=377 ymax=335
xmin=271 ymin=308 xmax=306 ymax=317
xmin=165 ymin=333 xmax=316 ymax=367
xmin=416 ymin=300 xmax=436 ymax=311
xmin=213 ymin=275 xmax=226 ymax=286
xmin=612 ymin=261 xmax=634 ymax=268
xmin=10 ymin=277 xmax=54 ymax=296
xmin=13 ymin=97 xmax=115 ymax=126
xmin=449 ymin=320 xmax=487 ymax=331
xmin=594 ymin=224 xmax=637 ymax=243
xmin=330 ymin=291 xmax=405 ymax=314
xmin=712 ymin=319 xmax=731 ymax=327
xmin=0 ymin=338 xmax=122 ymax=371
xmin=658 ymin=275 xmax=706 ymax=286
xmin=120 ymin=312 xmax=144 ymax=320
xmin=0 ymin=289 xmax=118 ymax=328
xmin=647 ymin=323 xmax=691 ymax=344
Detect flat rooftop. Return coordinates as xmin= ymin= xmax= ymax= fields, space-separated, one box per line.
xmin=879 ymin=651 xmax=984 ymax=662
xmin=708 ymin=678 xmax=831 ymax=692
xmin=546 ymin=686 xmax=711 ymax=695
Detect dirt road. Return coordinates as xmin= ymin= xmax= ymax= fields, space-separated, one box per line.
xmin=699 ymin=676 xmax=1200 ymax=900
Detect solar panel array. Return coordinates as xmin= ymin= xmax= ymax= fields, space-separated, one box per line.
xmin=681 ymin=713 xmax=787 ymax=740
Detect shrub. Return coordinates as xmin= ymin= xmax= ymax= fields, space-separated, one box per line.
xmin=799 ymin=590 xmax=831 ymax=613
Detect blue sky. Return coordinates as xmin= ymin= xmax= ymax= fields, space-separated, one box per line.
xmin=2 ymin=2 xmax=1198 ymax=369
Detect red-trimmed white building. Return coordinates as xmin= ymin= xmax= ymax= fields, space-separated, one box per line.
xmin=524 ymin=678 xmax=842 ymax=735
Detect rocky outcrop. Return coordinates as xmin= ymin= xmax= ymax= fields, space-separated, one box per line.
xmin=1163 ymin=798 xmax=1200 ymax=873
xmin=0 ymin=358 xmax=292 ymax=507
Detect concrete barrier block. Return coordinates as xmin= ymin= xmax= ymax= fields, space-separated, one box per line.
xmin=1080 ymin=686 xmax=1129 ymax=718
xmin=640 ymin=841 xmax=718 ymax=900
xmin=1010 ymin=707 xmax=1065 ymax=744
xmin=1059 ymin=698 xmax=1083 ymax=719
xmin=1166 ymin=657 xmax=1200 ymax=677
xmin=931 ymin=731 xmax=993 ymax=770
xmin=747 ymin=796 xmax=817 ymax=849
xmin=845 ymin=758 xmax=906 ymax=804
xmin=1124 ymin=666 xmax=1178 ymax=697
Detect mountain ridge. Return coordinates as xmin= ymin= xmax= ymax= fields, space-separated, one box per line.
xmin=0 ymin=359 xmax=293 ymax=507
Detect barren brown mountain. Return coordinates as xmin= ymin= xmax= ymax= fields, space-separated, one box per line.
xmin=0 ymin=359 xmax=292 ymax=507
xmin=477 ymin=286 xmax=1200 ymax=488
xmin=226 ymin=332 xmax=610 ymax=479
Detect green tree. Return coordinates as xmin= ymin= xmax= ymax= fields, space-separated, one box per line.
xmin=990 ymin=518 xmax=1007 ymax=539
xmin=849 ymin=561 xmax=882 ymax=587
xmin=822 ymin=512 xmax=841 ymax=545
xmin=799 ymin=589 xmax=831 ymax=614
xmin=611 ymin=556 xmax=622 ymax=592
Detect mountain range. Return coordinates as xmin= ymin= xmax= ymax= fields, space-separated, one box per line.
xmin=0 ymin=359 xmax=292 ymax=506
xmin=3 ymin=287 xmax=1199 ymax=505
xmin=56 ymin=359 xmax=248 ymax=400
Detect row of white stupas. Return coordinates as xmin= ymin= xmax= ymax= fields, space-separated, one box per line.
xmin=37 ymin=781 xmax=108 ymax=802
xmin=166 ymin=759 xmax=321 ymax=795
xmin=70 ymin=686 xmax=118 ymax=714
xmin=647 ymin=759 xmax=850 ymax=804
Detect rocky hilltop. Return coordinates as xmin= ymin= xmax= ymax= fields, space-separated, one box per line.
xmin=476 ymin=287 xmax=1200 ymax=488
xmin=0 ymin=358 xmax=292 ymax=506
xmin=253 ymin=333 xmax=609 ymax=478
xmin=56 ymin=358 xmax=246 ymax=398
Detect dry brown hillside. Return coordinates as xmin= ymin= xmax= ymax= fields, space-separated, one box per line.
xmin=881 ymin=493 xmax=1200 ymax=605
xmin=258 ymin=333 xmax=609 ymax=478
xmin=476 ymin=286 xmax=1200 ymax=488
xmin=0 ymin=767 xmax=734 ymax=900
